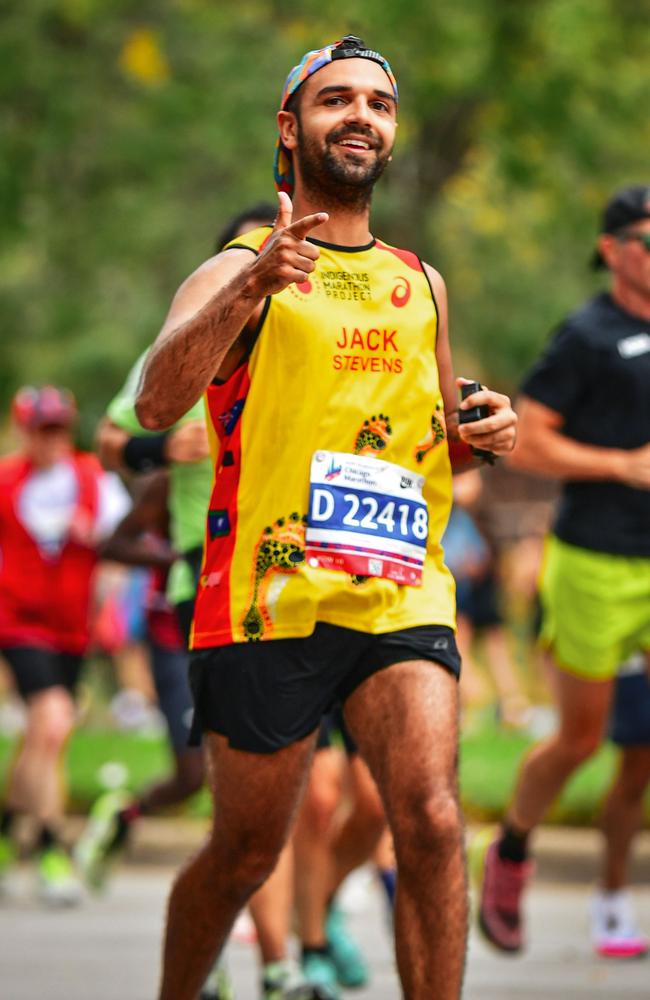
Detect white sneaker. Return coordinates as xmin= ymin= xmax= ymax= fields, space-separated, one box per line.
xmin=36 ymin=846 xmax=83 ymax=907
xmin=591 ymin=890 xmax=648 ymax=958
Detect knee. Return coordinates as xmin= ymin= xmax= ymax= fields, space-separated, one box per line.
xmin=393 ymin=784 xmax=462 ymax=866
xmin=556 ymin=730 xmax=601 ymax=768
xmin=208 ymin=828 xmax=283 ymax=893
xmin=28 ymin=694 xmax=75 ymax=753
xmin=299 ymin=782 xmax=340 ymax=837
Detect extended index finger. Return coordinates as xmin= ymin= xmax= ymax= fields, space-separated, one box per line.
xmin=285 ymin=210 xmax=329 ymax=240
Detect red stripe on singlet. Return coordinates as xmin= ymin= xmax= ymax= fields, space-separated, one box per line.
xmin=373 ymin=239 xmax=423 ymax=272
xmin=190 ymin=365 xmax=251 ymax=648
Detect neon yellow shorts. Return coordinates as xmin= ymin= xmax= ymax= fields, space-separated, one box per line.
xmin=539 ymin=536 xmax=650 ymax=681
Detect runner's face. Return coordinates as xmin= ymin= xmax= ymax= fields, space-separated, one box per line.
xmin=21 ymin=425 xmax=72 ymax=468
xmin=601 ymin=220 xmax=650 ymax=299
xmin=283 ymin=59 xmax=397 ymax=205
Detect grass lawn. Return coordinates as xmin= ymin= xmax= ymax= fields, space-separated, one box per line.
xmin=3 ymin=712 xmax=645 ymax=825
xmin=460 ymin=714 xmax=622 ymax=824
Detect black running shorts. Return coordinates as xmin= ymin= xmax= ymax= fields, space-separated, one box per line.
xmin=1 ymin=646 xmax=83 ymax=698
xmin=610 ymin=671 xmax=650 ymax=747
xmin=189 ymin=623 xmax=460 ymax=754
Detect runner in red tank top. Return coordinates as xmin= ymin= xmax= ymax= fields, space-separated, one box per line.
xmin=0 ymin=386 xmax=130 ymax=906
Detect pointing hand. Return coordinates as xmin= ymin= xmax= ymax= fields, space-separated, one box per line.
xmin=249 ymin=192 xmax=328 ymax=296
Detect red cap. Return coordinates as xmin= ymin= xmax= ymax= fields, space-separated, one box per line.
xmin=11 ymin=385 xmax=77 ymax=429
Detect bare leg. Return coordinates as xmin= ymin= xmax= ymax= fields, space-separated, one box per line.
xmin=159 ymin=731 xmax=316 ymax=1000
xmin=294 ymin=749 xmax=385 ymax=947
xmin=294 ymin=747 xmax=344 ymax=946
xmin=7 ymin=687 xmax=75 ymax=826
xmin=138 ymin=748 xmax=204 ymax=812
xmin=600 ymin=746 xmax=650 ymax=891
xmin=344 ymin=661 xmax=466 ymax=1000
xmin=455 ymin=615 xmax=490 ymax=709
xmin=482 ymin=626 xmax=531 ymax=725
xmin=373 ymin=827 xmax=396 ymax=871
xmin=508 ymin=663 xmax=613 ymax=833
xmin=248 ymin=840 xmax=295 ymax=962
xmin=327 ymin=754 xmax=386 ymax=893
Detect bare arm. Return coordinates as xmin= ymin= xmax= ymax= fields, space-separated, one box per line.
xmin=425 ymin=263 xmax=517 ymax=462
xmin=95 ymin=417 xmax=129 ymax=471
xmin=95 ymin=416 xmax=210 ymax=474
xmin=136 ymin=193 xmax=328 ymax=430
xmin=98 ymin=472 xmax=175 ymax=568
xmin=508 ymin=395 xmax=650 ymax=488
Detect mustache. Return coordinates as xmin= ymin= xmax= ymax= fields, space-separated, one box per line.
xmin=326 ymin=124 xmax=383 ymax=151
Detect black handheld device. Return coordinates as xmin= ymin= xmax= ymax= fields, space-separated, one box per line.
xmin=458 ymin=381 xmax=488 ymax=424
xmin=458 ymin=381 xmax=496 ymax=464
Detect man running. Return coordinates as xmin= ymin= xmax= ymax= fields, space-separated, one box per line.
xmin=476 ymin=184 xmax=650 ymax=953
xmin=0 ymin=386 xmax=130 ymax=904
xmin=137 ymin=36 xmax=517 ymax=1000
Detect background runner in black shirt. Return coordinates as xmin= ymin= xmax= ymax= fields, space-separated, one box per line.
xmin=521 ymin=291 xmax=650 ymax=556
xmin=475 ymin=184 xmax=650 ymax=958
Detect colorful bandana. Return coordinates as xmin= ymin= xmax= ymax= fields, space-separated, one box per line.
xmin=274 ymin=35 xmax=398 ymax=195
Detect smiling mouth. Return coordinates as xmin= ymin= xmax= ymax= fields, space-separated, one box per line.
xmin=336 ymin=138 xmax=374 ymax=152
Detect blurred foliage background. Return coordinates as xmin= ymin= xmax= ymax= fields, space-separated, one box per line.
xmin=2 ymin=0 xmax=649 ymax=445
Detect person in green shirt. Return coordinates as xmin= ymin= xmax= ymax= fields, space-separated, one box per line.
xmin=98 ymin=349 xmax=212 ymax=636
xmin=79 ymin=204 xmax=329 ymax=1000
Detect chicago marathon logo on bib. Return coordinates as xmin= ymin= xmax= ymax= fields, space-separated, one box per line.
xmin=305 ymin=450 xmax=429 ymax=586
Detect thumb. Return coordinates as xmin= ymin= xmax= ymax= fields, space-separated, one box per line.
xmin=274 ymin=191 xmax=293 ymax=232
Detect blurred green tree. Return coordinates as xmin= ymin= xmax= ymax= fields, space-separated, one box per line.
xmin=1 ymin=1 xmax=648 ymax=442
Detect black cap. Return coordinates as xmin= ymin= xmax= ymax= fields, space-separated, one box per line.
xmin=592 ymin=184 xmax=650 ymax=269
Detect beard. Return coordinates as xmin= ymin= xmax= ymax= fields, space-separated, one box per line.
xmin=295 ymin=121 xmax=392 ymax=211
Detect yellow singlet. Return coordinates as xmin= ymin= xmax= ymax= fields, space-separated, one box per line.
xmin=191 ymin=227 xmax=455 ymax=648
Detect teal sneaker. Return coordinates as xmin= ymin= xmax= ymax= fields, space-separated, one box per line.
xmin=0 ymin=832 xmax=17 ymax=894
xmin=73 ymin=789 xmax=132 ymax=891
xmin=325 ymin=903 xmax=369 ymax=988
xmin=200 ymin=955 xmax=235 ymax=999
xmin=301 ymin=953 xmax=340 ymax=1000
xmin=265 ymin=958 xmax=336 ymax=1000
xmin=36 ymin=846 xmax=82 ymax=907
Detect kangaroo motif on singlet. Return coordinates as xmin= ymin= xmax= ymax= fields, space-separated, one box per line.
xmin=414 ymin=403 xmax=446 ymax=463
xmin=242 ymin=513 xmax=308 ymax=641
xmin=354 ymin=413 xmax=392 ymax=456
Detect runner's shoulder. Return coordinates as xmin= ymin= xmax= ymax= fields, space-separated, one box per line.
xmin=554 ymin=293 xmax=619 ymax=348
xmin=421 ymin=261 xmax=447 ymax=296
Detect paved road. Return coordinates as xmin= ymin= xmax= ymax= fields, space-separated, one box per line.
xmin=1 ymin=862 xmax=649 ymax=999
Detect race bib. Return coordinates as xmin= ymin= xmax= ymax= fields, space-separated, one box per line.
xmin=305 ymin=450 xmax=429 ymax=586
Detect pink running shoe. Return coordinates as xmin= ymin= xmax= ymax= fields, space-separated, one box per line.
xmin=476 ymin=838 xmax=533 ymax=952
xmin=591 ymin=891 xmax=649 ymax=959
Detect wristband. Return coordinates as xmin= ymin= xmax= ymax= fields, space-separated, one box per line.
xmin=471 ymin=446 xmax=497 ymax=465
xmin=448 ymin=439 xmax=497 ymax=468
xmin=448 ymin=439 xmax=474 ymax=468
xmin=123 ymin=432 xmax=170 ymax=472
